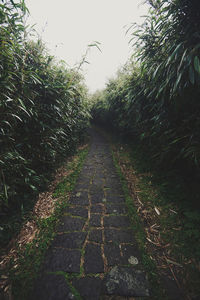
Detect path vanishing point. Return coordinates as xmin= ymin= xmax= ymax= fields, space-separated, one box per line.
xmin=31 ymin=129 xmax=150 ymax=300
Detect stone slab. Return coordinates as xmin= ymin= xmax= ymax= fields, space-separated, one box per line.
xmin=57 ymin=216 xmax=85 ymax=232
xmin=88 ymin=229 xmax=103 ymax=243
xmin=90 ymin=192 xmax=104 ymax=204
xmin=42 ymin=248 xmax=81 ymax=273
xmin=103 ymin=266 xmax=149 ymax=297
xmin=121 ymin=244 xmax=141 ymax=266
xmin=91 ymin=204 xmax=104 ymax=213
xmin=90 ymin=214 xmax=102 ymax=227
xmin=84 ymin=244 xmax=104 ymax=273
xmin=72 ymin=277 xmax=102 ymax=300
xmin=69 ymin=191 xmax=89 ymax=205
xmin=31 ymin=274 xmax=73 ymax=300
xmin=106 ymin=204 xmax=127 ymax=215
xmin=104 ymin=229 xmax=134 ymax=244
xmin=67 ymin=206 xmax=88 ymax=219
xmin=104 ymin=216 xmax=131 ymax=228
xmin=106 ymin=195 xmax=125 ymax=204
xmin=52 ymin=232 xmax=87 ymax=249
xmin=104 ymin=244 xmax=122 ymax=266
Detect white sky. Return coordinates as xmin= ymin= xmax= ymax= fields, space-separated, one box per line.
xmin=25 ymin=0 xmax=148 ymax=93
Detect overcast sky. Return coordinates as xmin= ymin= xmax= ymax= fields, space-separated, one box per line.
xmin=25 ymin=0 xmax=148 ymax=93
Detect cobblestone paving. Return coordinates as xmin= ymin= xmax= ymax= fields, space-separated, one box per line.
xmin=32 ymin=129 xmax=149 ymax=300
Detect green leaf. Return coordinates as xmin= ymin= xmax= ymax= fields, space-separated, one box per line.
xmin=10 ymin=114 xmax=23 ymax=122
xmin=194 ymin=56 xmax=200 ymax=74
xmin=189 ymin=66 xmax=195 ymax=84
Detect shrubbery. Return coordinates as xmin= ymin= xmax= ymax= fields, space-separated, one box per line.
xmin=0 ymin=0 xmax=89 ymax=214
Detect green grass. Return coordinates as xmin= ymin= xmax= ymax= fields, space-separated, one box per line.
xmin=6 ymin=146 xmax=88 ymax=300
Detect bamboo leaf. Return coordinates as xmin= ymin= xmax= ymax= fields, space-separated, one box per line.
xmin=189 ymin=66 xmax=195 ymax=84
xmin=194 ymin=56 xmax=200 ymax=74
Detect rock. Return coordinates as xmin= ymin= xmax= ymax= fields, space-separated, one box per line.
xmin=103 ymin=266 xmax=149 ymax=297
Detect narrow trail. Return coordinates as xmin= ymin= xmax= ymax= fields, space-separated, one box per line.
xmin=31 ymin=129 xmax=149 ymax=300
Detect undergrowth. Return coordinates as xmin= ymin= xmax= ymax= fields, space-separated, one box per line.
xmin=111 ymin=134 xmax=200 ymax=300
xmin=111 ymin=147 xmax=168 ymax=300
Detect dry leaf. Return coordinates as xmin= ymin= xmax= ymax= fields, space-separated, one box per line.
xmin=165 ymin=257 xmax=183 ymax=267
xmin=154 ymin=207 xmax=160 ymax=215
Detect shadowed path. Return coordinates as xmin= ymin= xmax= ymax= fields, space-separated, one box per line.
xmin=31 ymin=129 xmax=149 ymax=300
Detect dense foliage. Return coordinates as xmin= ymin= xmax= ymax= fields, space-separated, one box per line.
xmin=92 ymin=0 xmax=200 ymax=175
xmin=0 ymin=0 xmax=89 ymax=216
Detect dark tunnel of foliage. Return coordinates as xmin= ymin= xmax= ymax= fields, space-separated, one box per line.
xmin=91 ymin=0 xmax=200 ymax=187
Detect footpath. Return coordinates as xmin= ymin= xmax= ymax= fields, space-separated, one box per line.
xmin=31 ymin=129 xmax=149 ymax=300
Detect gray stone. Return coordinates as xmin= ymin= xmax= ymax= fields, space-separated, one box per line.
xmin=106 ymin=187 xmax=124 ymax=196
xmin=72 ymin=277 xmax=102 ymax=300
xmin=31 ymin=274 xmax=73 ymax=300
xmin=84 ymin=244 xmax=104 ymax=273
xmin=103 ymin=266 xmax=149 ymax=297
xmin=121 ymin=244 xmax=141 ymax=266
xmin=52 ymin=232 xmax=87 ymax=249
xmin=104 ymin=244 xmax=122 ymax=266
xmin=104 ymin=216 xmax=131 ymax=228
xmin=90 ymin=214 xmax=102 ymax=227
xmin=42 ymin=248 xmax=81 ymax=273
xmin=90 ymin=192 xmax=104 ymax=204
xmin=91 ymin=204 xmax=104 ymax=213
xmin=67 ymin=206 xmax=88 ymax=219
xmin=106 ymin=204 xmax=127 ymax=215
xmin=92 ymin=176 xmax=104 ymax=187
xmin=57 ymin=216 xmax=85 ymax=232
xmin=104 ymin=229 xmax=134 ymax=244
xmin=106 ymin=195 xmax=125 ymax=204
xmin=69 ymin=191 xmax=89 ymax=205
xmin=89 ymin=229 xmax=103 ymax=243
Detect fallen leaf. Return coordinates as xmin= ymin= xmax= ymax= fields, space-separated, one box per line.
xmin=154 ymin=207 xmax=160 ymax=215
xmin=165 ymin=257 xmax=183 ymax=267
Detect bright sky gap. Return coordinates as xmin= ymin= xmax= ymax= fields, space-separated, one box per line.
xmin=25 ymin=0 xmax=148 ymax=93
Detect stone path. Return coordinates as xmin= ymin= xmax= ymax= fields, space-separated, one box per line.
xmin=32 ymin=129 xmax=149 ymax=300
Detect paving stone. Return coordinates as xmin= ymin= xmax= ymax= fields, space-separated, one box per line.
xmin=106 ymin=187 xmax=124 ymax=196
xmin=84 ymin=244 xmax=104 ymax=273
xmin=121 ymin=244 xmax=141 ymax=266
xmin=103 ymin=266 xmax=149 ymax=297
xmin=90 ymin=214 xmax=102 ymax=227
xmin=52 ymin=232 xmax=87 ymax=249
xmin=67 ymin=206 xmax=88 ymax=218
xmin=106 ymin=195 xmax=125 ymax=204
xmin=73 ymin=183 xmax=88 ymax=191
xmin=69 ymin=191 xmax=89 ymax=205
xmin=104 ymin=244 xmax=122 ymax=266
xmin=76 ymin=176 xmax=91 ymax=184
xmin=91 ymin=204 xmax=104 ymax=213
xmin=92 ymin=177 xmax=104 ymax=186
xmin=104 ymin=229 xmax=134 ymax=244
xmin=90 ymin=192 xmax=104 ymax=204
xmin=42 ymin=248 xmax=81 ymax=273
xmin=31 ymin=274 xmax=73 ymax=300
xmin=106 ymin=204 xmax=127 ymax=215
xmin=89 ymin=229 xmax=103 ymax=243
xmin=57 ymin=216 xmax=85 ymax=232
xmin=104 ymin=216 xmax=131 ymax=228
xmin=72 ymin=277 xmax=102 ymax=300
